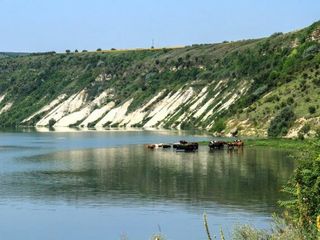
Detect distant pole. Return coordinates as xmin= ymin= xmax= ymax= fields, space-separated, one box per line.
xmin=151 ymin=39 xmax=155 ymax=49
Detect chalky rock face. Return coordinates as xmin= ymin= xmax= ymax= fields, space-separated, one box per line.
xmin=23 ymin=79 xmax=249 ymax=130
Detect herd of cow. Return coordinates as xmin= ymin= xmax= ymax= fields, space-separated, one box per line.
xmin=146 ymin=139 xmax=244 ymax=152
xmin=208 ymin=140 xmax=244 ymax=150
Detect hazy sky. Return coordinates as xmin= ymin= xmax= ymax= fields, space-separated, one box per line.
xmin=1 ymin=0 xmax=319 ymax=52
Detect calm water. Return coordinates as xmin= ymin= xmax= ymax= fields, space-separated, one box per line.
xmin=0 ymin=130 xmax=296 ymax=240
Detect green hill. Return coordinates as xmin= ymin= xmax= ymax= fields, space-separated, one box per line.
xmin=0 ymin=21 xmax=319 ymax=137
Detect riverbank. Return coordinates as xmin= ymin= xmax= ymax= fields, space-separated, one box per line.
xmin=237 ymin=138 xmax=320 ymax=240
xmin=245 ymin=138 xmax=309 ymax=149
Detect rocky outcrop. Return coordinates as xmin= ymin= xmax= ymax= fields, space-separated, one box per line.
xmin=311 ymin=26 xmax=320 ymax=42
xmin=0 ymin=102 xmax=13 ymax=115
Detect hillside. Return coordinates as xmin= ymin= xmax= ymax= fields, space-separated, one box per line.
xmin=0 ymin=21 xmax=320 ymax=137
xmin=0 ymin=52 xmax=29 ymax=58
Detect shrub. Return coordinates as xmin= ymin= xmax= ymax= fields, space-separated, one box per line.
xmin=300 ymin=123 xmax=311 ymax=134
xmin=297 ymin=132 xmax=305 ymax=140
xmin=211 ymin=118 xmax=226 ymax=133
xmin=48 ymin=118 xmax=56 ymax=128
xmin=270 ymin=32 xmax=283 ymax=37
xmin=268 ymin=106 xmax=295 ymax=137
xmin=312 ymin=78 xmax=320 ymax=86
xmin=232 ymin=220 xmax=303 ymax=240
xmin=281 ymin=142 xmax=320 ymax=239
xmin=280 ymin=101 xmax=287 ymax=108
xmin=309 ymin=106 xmax=316 ymax=114
xmin=314 ymin=129 xmax=320 ymax=141
xmin=180 ymin=121 xmax=196 ymax=130
xmin=287 ymin=97 xmax=294 ymax=105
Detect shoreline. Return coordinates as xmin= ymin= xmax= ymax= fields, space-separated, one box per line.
xmin=0 ymin=126 xmax=314 ymax=151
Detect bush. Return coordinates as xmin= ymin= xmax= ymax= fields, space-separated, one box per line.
xmin=315 ymin=128 xmax=320 ymax=139
xmin=309 ymin=106 xmax=316 ymax=114
xmin=287 ymin=97 xmax=294 ymax=105
xmin=211 ymin=118 xmax=226 ymax=132
xmin=268 ymin=106 xmax=295 ymax=137
xmin=312 ymin=78 xmax=320 ymax=86
xmin=232 ymin=219 xmax=304 ymax=240
xmin=281 ymin=142 xmax=320 ymax=238
xmin=298 ymin=132 xmax=305 ymax=140
xmin=270 ymin=32 xmax=283 ymax=37
xmin=48 ymin=118 xmax=56 ymax=128
xmin=180 ymin=121 xmax=195 ymax=130
xmin=301 ymin=123 xmax=311 ymax=134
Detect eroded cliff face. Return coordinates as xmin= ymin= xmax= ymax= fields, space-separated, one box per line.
xmin=20 ymin=79 xmax=249 ymax=131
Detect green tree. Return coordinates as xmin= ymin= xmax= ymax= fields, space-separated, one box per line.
xmin=268 ymin=106 xmax=295 ymax=137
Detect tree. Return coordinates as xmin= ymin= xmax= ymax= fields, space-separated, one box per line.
xmin=268 ymin=106 xmax=295 ymax=137
xmin=97 ymin=48 xmax=102 ymax=52
xmin=65 ymin=49 xmax=71 ymax=54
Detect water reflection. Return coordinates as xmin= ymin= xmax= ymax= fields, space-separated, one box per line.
xmin=1 ymin=146 xmax=296 ymax=214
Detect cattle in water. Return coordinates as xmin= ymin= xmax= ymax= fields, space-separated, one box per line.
xmin=174 ymin=140 xmax=198 ymax=152
xmin=146 ymin=144 xmax=156 ymax=149
xmin=208 ymin=141 xmax=225 ymax=150
xmin=226 ymin=139 xmax=244 ymax=149
xmin=208 ymin=139 xmax=244 ymax=150
xmin=162 ymin=144 xmax=171 ymax=149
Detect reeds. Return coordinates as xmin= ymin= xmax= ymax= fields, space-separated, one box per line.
xmin=203 ymin=213 xmax=226 ymax=240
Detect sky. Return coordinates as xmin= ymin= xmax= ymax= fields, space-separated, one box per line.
xmin=0 ymin=0 xmax=319 ymax=53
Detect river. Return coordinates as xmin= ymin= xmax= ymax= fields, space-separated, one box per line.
xmin=0 ymin=130 xmax=296 ymax=239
